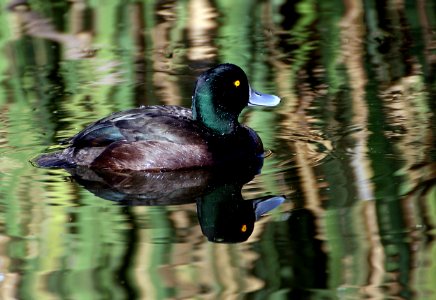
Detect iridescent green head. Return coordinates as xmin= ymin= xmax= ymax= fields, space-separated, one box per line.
xmin=192 ymin=63 xmax=280 ymax=135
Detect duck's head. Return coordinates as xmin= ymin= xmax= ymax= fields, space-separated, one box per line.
xmin=192 ymin=63 xmax=280 ymax=135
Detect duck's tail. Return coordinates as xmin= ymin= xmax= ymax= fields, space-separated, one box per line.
xmin=31 ymin=150 xmax=76 ymax=169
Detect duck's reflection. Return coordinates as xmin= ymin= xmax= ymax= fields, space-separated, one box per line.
xmin=67 ymin=165 xmax=284 ymax=243
xmin=197 ymin=183 xmax=284 ymax=243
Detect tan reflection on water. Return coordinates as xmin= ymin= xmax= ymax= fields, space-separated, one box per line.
xmin=187 ymin=0 xmax=217 ymax=61
xmin=11 ymin=3 xmax=95 ymax=59
xmin=339 ymin=3 xmax=385 ymax=297
xmin=341 ymin=0 xmax=374 ymax=202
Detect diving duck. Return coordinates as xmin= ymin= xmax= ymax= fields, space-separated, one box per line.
xmin=34 ymin=63 xmax=280 ymax=171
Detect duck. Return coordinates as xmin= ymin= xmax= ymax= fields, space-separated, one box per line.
xmin=34 ymin=63 xmax=280 ymax=171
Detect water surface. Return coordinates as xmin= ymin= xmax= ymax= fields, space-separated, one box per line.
xmin=0 ymin=0 xmax=435 ymax=299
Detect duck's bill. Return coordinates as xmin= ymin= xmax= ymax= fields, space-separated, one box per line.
xmin=253 ymin=196 xmax=285 ymax=220
xmin=248 ymin=87 xmax=281 ymax=107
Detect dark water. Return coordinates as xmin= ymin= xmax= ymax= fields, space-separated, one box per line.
xmin=0 ymin=0 xmax=435 ymax=299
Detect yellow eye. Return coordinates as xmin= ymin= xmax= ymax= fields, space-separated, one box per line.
xmin=241 ymin=224 xmax=247 ymax=232
xmin=234 ymin=80 xmax=240 ymax=87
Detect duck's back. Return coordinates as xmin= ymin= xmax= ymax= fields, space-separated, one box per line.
xmin=69 ymin=106 xmax=199 ymax=146
xmin=36 ymin=106 xmax=216 ymax=170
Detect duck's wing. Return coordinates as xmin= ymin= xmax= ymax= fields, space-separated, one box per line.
xmin=68 ymin=106 xmax=201 ymax=148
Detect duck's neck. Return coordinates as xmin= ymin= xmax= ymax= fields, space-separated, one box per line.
xmin=192 ymin=92 xmax=238 ymax=135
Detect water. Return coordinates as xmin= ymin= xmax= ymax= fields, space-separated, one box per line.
xmin=0 ymin=0 xmax=435 ymax=299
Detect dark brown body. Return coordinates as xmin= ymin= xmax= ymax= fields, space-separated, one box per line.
xmin=35 ymin=106 xmax=264 ymax=171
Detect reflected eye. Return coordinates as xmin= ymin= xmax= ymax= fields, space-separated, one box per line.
xmin=233 ymin=80 xmax=240 ymax=87
xmin=241 ymin=224 xmax=247 ymax=232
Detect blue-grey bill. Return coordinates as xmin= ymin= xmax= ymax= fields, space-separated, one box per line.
xmin=248 ymin=87 xmax=281 ymax=107
xmin=253 ymin=196 xmax=285 ymax=220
